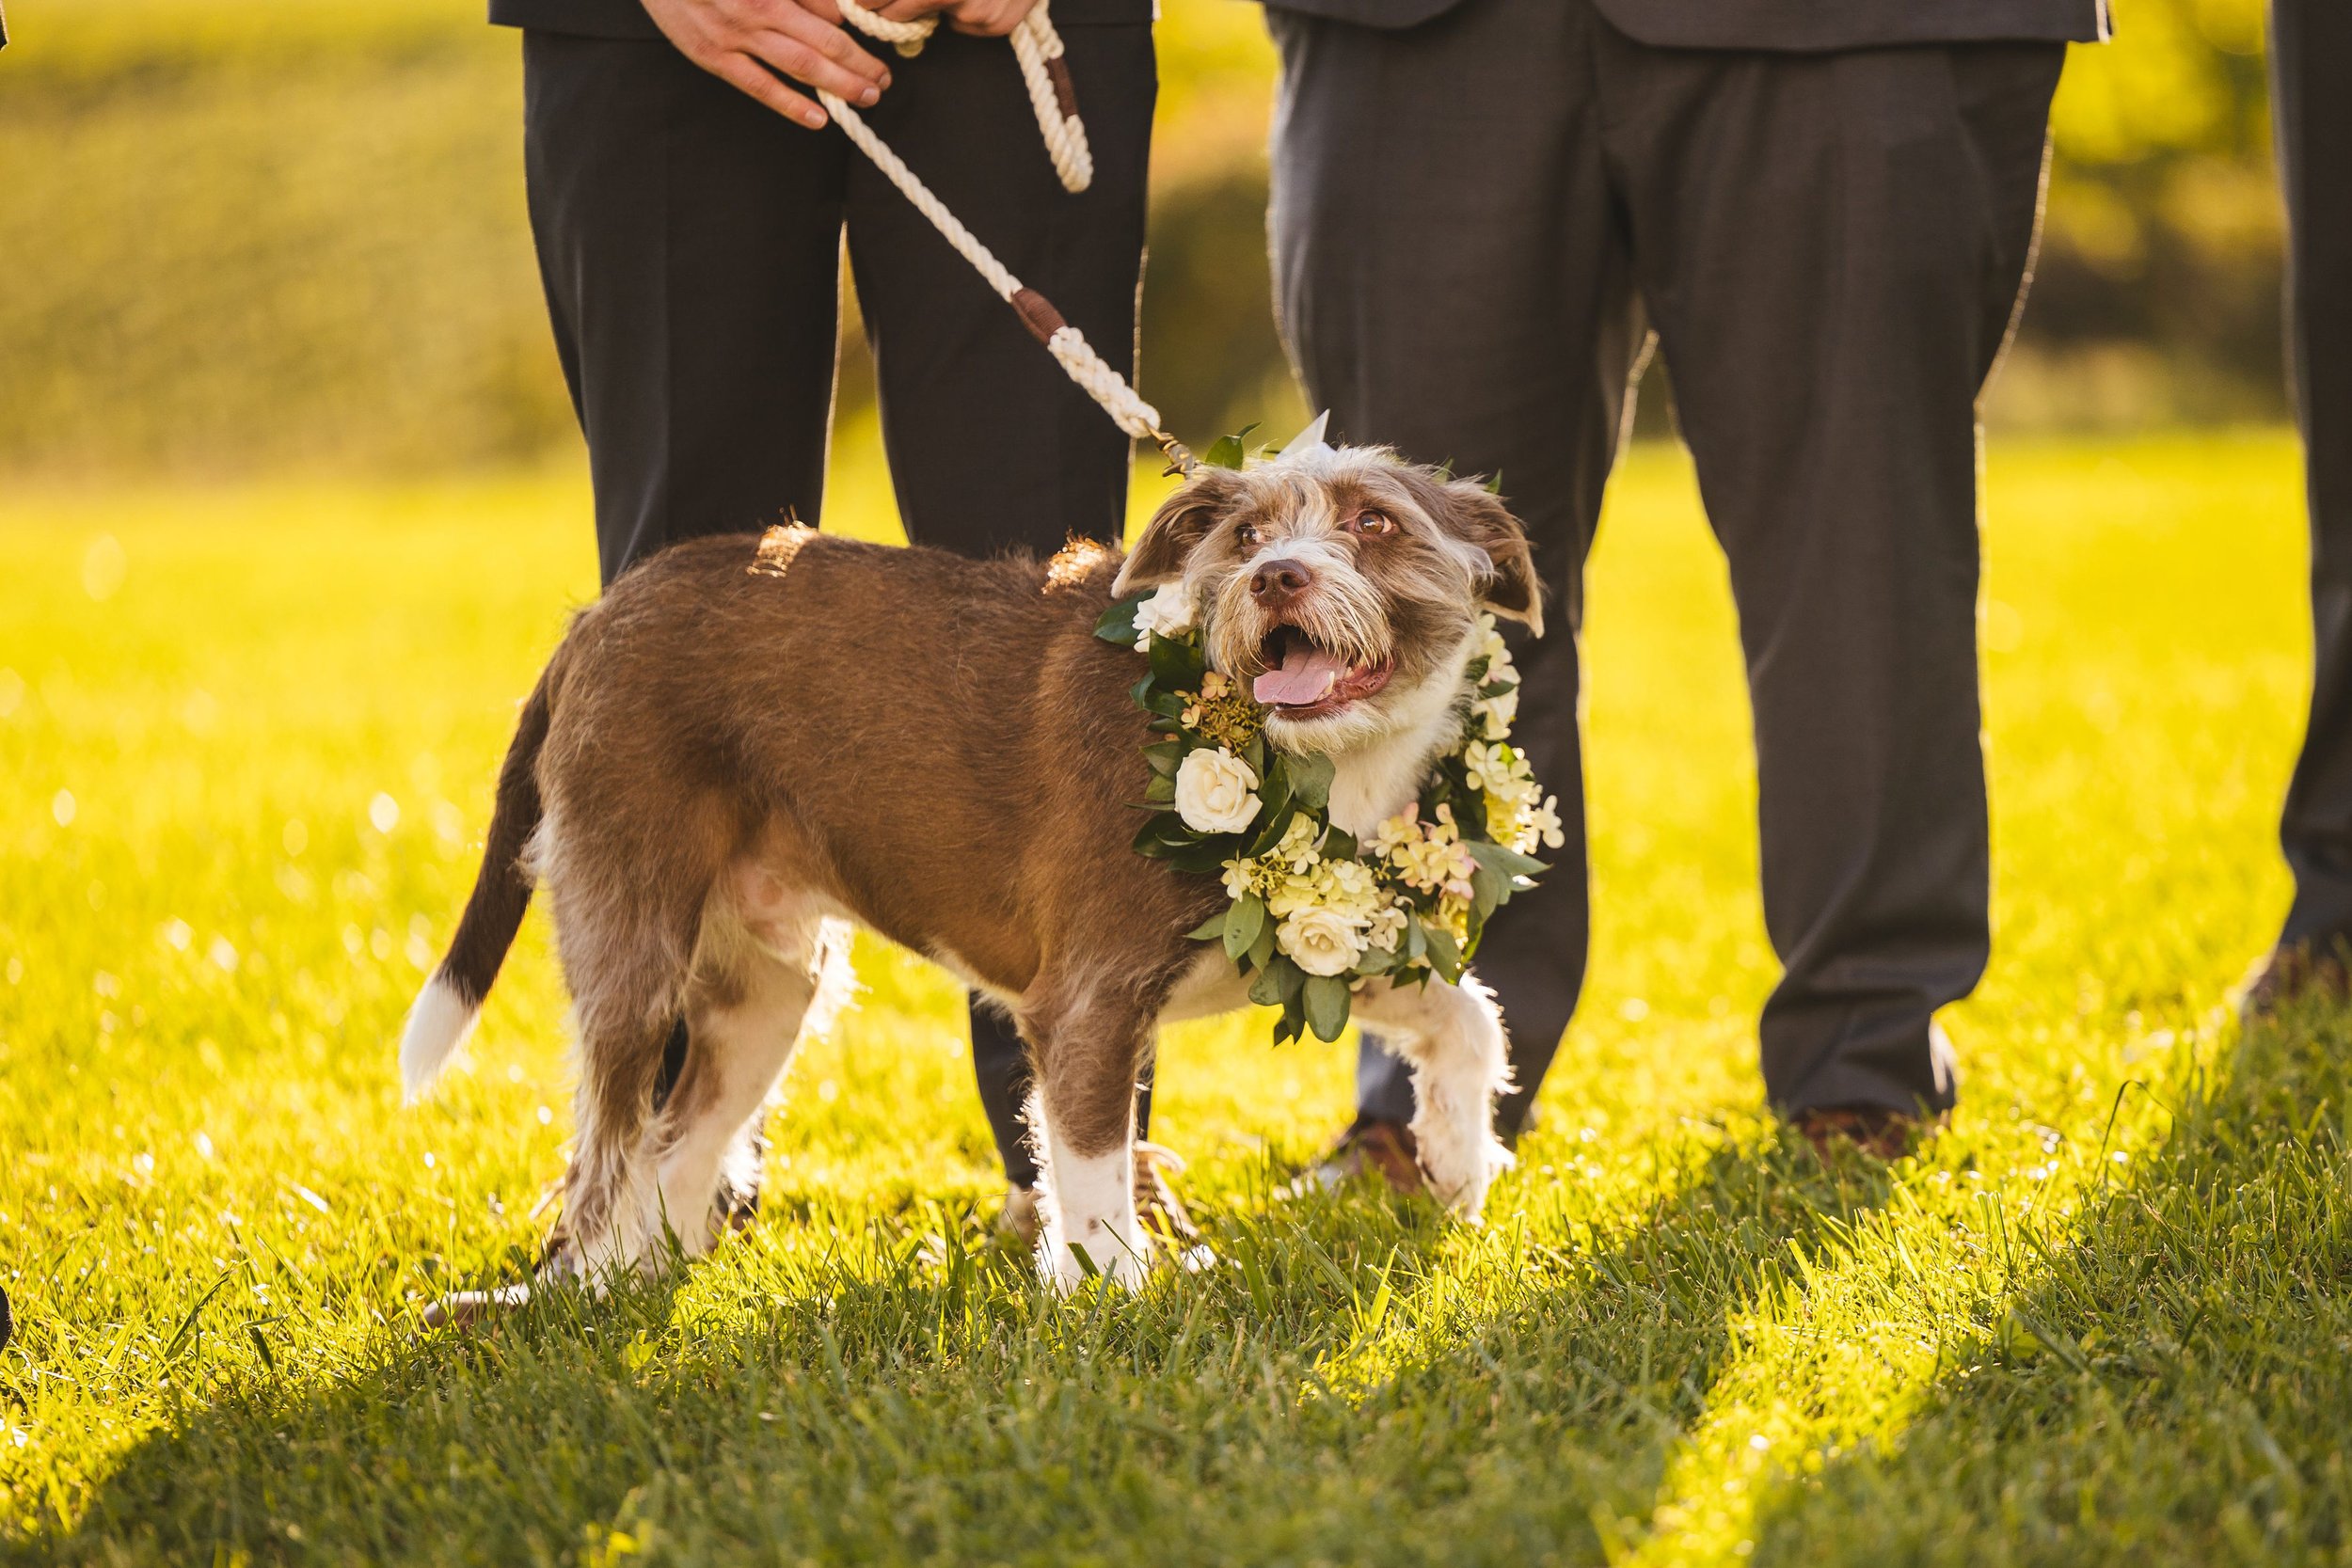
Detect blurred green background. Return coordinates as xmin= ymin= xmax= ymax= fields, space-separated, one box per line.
xmin=0 ymin=0 xmax=2283 ymax=483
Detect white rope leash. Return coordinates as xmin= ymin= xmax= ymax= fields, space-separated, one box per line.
xmin=818 ymin=1 xmax=1194 ymax=471
xmin=836 ymin=0 xmax=1091 ymax=193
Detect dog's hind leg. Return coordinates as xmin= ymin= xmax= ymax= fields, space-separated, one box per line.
xmin=1351 ymin=974 xmax=1515 ymax=1221
xmin=1022 ymin=969 xmax=1163 ymax=1291
xmin=651 ymin=896 xmax=853 ymax=1258
xmin=536 ymin=803 xmax=724 ymax=1284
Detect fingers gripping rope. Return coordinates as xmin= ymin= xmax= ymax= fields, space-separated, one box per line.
xmin=814 ymin=3 xmax=1196 ymax=473
xmin=835 ymin=0 xmax=1092 ymax=193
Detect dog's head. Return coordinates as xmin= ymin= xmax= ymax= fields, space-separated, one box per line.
xmin=1112 ymin=442 xmax=1543 ymax=751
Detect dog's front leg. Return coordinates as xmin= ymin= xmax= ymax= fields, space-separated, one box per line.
xmin=1352 ymin=973 xmax=1515 ymax=1221
xmin=1021 ymin=987 xmax=1152 ymax=1291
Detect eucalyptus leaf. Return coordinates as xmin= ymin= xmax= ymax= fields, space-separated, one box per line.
xmin=1248 ymin=963 xmax=1286 ymax=1006
xmin=1150 ymin=633 xmax=1207 ymax=691
xmin=1095 ymin=594 xmax=1146 ymax=646
xmin=1470 ymin=863 xmax=1505 ymax=922
xmin=1320 ymin=824 xmax=1357 ymax=862
xmin=1275 ymin=957 xmax=1308 ymax=1007
xmin=1463 ymin=839 xmax=1549 ymax=882
xmin=1144 ymin=774 xmax=1177 ymax=804
xmin=1187 ymin=911 xmax=1227 ymax=942
xmin=1286 ymin=752 xmax=1335 ymax=813
xmin=1423 ymin=921 xmax=1464 ymax=982
xmin=1248 ymin=917 xmax=1278 ymax=973
xmin=1223 ymin=894 xmax=1266 ymax=962
xmin=1302 ymin=975 xmax=1351 ymax=1042
xmin=1202 ymin=425 xmax=1257 ymax=471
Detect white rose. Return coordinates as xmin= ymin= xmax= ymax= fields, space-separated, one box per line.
xmin=1173 ymin=746 xmax=1260 ymax=834
xmin=1277 ymin=906 xmax=1367 ymax=977
xmin=1133 ymin=580 xmax=1198 ymax=650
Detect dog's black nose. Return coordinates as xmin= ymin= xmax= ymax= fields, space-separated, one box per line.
xmin=1250 ymin=559 xmax=1311 ymax=604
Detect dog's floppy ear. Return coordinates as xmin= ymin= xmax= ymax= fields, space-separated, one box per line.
xmin=1429 ymin=476 xmax=1545 ymax=637
xmin=1114 ymin=468 xmax=1246 ymax=594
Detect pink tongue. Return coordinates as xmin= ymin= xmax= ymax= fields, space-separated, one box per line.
xmin=1254 ymin=643 xmax=1351 ymax=706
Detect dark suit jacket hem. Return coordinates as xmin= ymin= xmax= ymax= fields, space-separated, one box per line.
xmin=1262 ymin=0 xmax=2109 ymax=47
xmin=488 ymin=0 xmax=1152 ymax=37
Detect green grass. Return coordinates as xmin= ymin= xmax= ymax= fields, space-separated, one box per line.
xmin=2 ymin=429 xmax=2346 ymax=1565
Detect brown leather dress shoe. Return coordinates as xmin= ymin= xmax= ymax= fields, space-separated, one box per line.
xmin=1791 ymin=1106 xmax=1941 ymax=1163
xmin=2238 ymin=935 xmax=2352 ymax=1020
xmin=1291 ymin=1117 xmax=1425 ymax=1197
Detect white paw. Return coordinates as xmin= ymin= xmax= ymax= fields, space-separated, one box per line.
xmin=1041 ymin=1233 xmax=1151 ymax=1293
xmin=1415 ymin=1120 xmax=1511 ymax=1222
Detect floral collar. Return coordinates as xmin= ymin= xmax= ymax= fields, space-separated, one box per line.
xmin=1094 ymin=585 xmax=1562 ymax=1046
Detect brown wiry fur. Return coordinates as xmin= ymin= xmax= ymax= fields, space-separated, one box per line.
xmin=525 ymin=531 xmax=1218 ymax=1270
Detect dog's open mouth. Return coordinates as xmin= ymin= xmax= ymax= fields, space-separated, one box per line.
xmin=1251 ymin=626 xmax=1393 ymax=718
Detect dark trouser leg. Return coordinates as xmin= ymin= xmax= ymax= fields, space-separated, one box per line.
xmin=1268 ymin=0 xmax=1637 ymax=1135
xmin=2272 ymin=0 xmax=2352 ymax=949
xmin=1603 ymin=32 xmax=2065 ymax=1114
xmin=843 ymin=20 xmax=1157 ymax=1181
xmin=525 ymin=34 xmax=850 ymax=1114
xmin=522 ymin=33 xmax=846 ymax=584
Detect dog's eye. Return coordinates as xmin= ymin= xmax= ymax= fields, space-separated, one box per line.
xmin=1236 ymin=522 xmax=1262 ymax=547
xmin=1344 ymin=510 xmax=1395 ymax=537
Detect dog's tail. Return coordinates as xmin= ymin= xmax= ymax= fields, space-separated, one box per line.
xmin=399 ymin=667 xmax=555 ymax=1101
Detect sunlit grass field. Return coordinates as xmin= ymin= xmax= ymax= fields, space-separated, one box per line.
xmin=3 ymin=429 xmax=2347 ymax=1564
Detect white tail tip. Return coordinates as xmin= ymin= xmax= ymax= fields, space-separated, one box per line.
xmin=399 ymin=974 xmax=479 ymax=1103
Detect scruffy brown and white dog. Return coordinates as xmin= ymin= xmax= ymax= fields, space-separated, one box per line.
xmin=398 ymin=436 xmax=1544 ymax=1290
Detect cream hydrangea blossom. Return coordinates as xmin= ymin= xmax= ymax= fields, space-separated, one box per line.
xmin=1131 ymin=579 xmax=1198 ymax=651
xmin=1173 ymin=746 xmax=1260 ymax=834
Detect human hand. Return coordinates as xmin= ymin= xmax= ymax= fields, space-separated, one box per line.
xmin=871 ymin=0 xmax=1037 ymax=37
xmin=641 ymin=0 xmax=892 ymax=129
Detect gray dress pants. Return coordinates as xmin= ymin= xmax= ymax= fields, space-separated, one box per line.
xmin=1268 ymin=0 xmax=2065 ymax=1125
xmin=2271 ymin=0 xmax=2352 ymax=953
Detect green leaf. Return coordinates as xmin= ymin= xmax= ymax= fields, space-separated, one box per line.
xmin=1201 ymin=422 xmax=1260 ymax=470
xmin=1244 ymin=766 xmax=1295 ymax=854
xmin=1286 ymin=752 xmax=1335 ymax=813
xmin=1248 ymin=963 xmax=1286 ymax=1006
xmin=1405 ymin=919 xmax=1428 ymax=963
xmin=1423 ymin=921 xmax=1464 ymax=983
xmin=1484 ymin=468 xmax=1504 ymax=496
xmin=1319 ymin=824 xmax=1357 ymax=862
xmin=1150 ymin=632 xmax=1207 ymax=691
xmin=1275 ymin=957 xmax=1308 ymax=1007
xmin=1470 ymin=863 xmax=1505 ymax=923
xmin=1167 ymin=839 xmax=1244 ymax=876
xmin=1248 ymin=914 xmax=1278 ymax=973
xmin=1143 ymin=739 xmax=1183 ymax=777
xmin=1223 ymin=894 xmax=1266 ymax=962
xmin=1302 ymin=974 xmax=1352 ymax=1042
xmin=1463 ymin=839 xmax=1549 ymax=883
xmin=1132 ymin=815 xmax=1193 ymax=858
xmin=1352 ymin=942 xmax=1400 ymax=977
xmin=1243 ymin=733 xmax=1266 ymax=778
xmin=1186 ymin=911 xmax=1227 ymax=942
xmin=1144 ymin=773 xmax=1177 ymax=804
xmin=1095 ymin=594 xmax=1147 ymax=646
